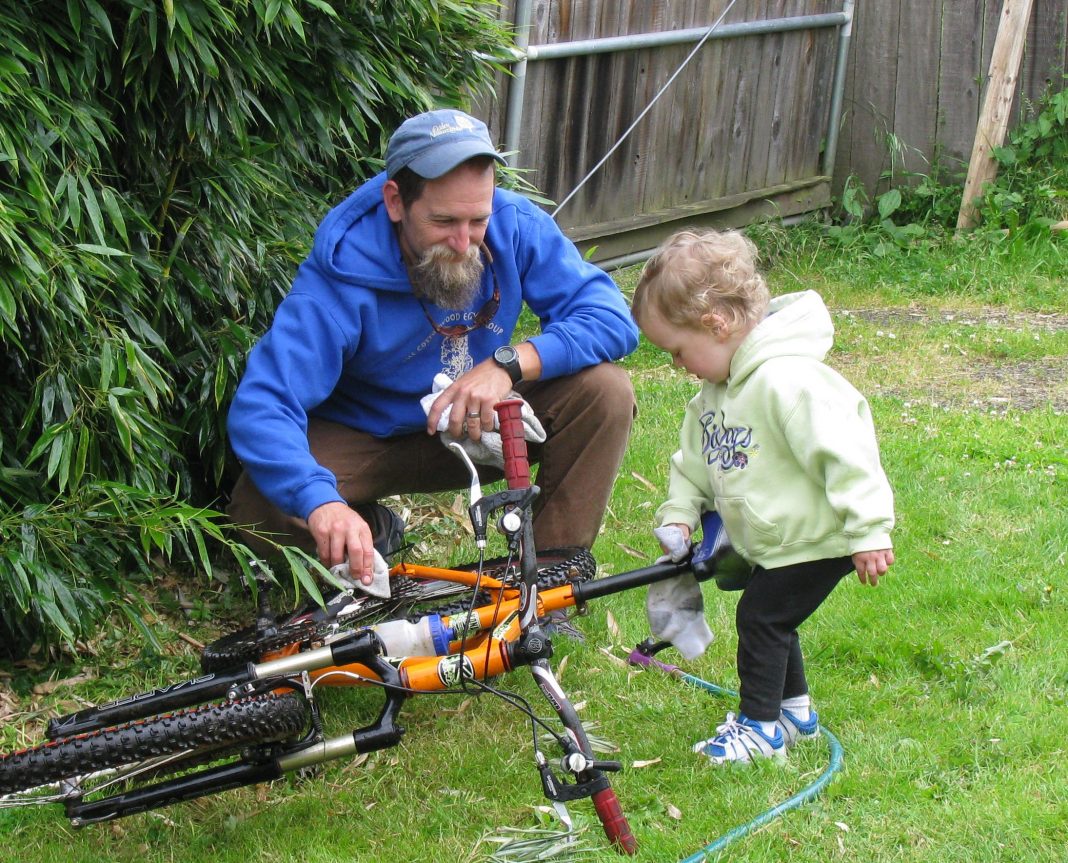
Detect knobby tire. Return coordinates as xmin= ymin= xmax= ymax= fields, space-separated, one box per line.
xmin=0 ymin=692 xmax=307 ymax=797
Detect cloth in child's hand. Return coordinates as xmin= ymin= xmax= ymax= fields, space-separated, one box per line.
xmin=645 ymin=571 xmax=713 ymax=660
xmin=654 ymin=524 xmax=692 ymax=562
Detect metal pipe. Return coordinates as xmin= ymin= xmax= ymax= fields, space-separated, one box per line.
xmin=822 ymin=0 xmax=856 ymax=176
xmin=502 ymin=0 xmax=534 ymax=166
xmin=525 ymin=13 xmax=849 ymax=62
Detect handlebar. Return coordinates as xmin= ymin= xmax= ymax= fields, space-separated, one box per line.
xmin=494 ymin=398 xmax=531 ymax=490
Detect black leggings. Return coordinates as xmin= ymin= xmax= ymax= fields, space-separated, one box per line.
xmin=735 ymin=556 xmax=854 ymax=722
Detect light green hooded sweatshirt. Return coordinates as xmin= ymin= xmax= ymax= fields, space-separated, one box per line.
xmin=656 ymin=290 xmax=894 ymax=569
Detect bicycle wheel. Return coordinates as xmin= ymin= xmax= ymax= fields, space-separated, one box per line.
xmin=0 ymin=692 xmax=307 ymax=798
xmin=421 ymin=546 xmax=595 ymax=619
xmin=201 ymin=547 xmax=596 ymax=671
xmin=200 ymin=572 xmax=472 ymax=672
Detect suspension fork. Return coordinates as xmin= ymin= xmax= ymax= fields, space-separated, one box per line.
xmin=495 ymin=399 xmax=638 ymax=854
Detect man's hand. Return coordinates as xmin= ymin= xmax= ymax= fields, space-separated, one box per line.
xmin=307 ymin=501 xmax=375 ymax=584
xmin=426 ymin=359 xmax=513 ymax=442
xmin=852 ymin=548 xmax=894 ymax=586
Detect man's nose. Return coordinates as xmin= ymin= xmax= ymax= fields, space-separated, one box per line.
xmin=447 ymin=225 xmax=472 ymax=254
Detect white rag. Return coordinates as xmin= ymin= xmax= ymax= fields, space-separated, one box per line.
xmin=330 ymin=549 xmax=391 ymax=598
xmin=419 ymin=373 xmax=546 ymax=468
xmin=645 ymin=525 xmax=714 ymax=659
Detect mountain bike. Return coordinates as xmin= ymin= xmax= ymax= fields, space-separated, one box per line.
xmin=0 ymin=400 xmax=722 ymax=854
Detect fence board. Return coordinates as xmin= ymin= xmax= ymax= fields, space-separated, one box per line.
xmin=1019 ymin=0 xmax=1068 ymax=109
xmin=893 ymin=1 xmax=942 ymax=180
xmin=841 ymin=0 xmax=902 ymax=195
xmin=937 ymin=0 xmax=986 ymax=172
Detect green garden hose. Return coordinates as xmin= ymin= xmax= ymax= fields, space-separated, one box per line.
xmin=627 ymin=641 xmax=845 ymax=861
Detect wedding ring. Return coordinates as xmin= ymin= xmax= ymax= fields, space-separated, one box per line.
xmin=466 ymin=411 xmax=481 ymax=418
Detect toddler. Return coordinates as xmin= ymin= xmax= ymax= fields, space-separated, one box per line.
xmin=632 ymin=229 xmax=895 ymax=763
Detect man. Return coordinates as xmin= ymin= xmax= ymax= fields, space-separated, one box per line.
xmin=227 ymin=109 xmax=638 ymax=583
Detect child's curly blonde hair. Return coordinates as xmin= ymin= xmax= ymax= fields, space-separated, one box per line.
xmin=632 ymin=229 xmax=770 ymax=332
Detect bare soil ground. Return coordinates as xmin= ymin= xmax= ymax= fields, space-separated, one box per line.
xmin=832 ymin=307 xmax=1068 ymax=413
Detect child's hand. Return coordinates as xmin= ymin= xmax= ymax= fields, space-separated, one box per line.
xmin=653 ymin=523 xmax=692 ymax=562
xmin=853 ymin=548 xmax=894 ymax=586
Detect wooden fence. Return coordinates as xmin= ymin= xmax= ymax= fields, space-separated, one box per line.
xmin=836 ymin=0 xmax=1068 ymax=199
xmin=481 ymin=0 xmax=1067 ymax=263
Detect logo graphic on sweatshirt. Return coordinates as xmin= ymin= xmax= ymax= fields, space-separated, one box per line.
xmin=699 ymin=409 xmax=755 ymax=471
xmin=441 ymin=334 xmax=474 ymax=379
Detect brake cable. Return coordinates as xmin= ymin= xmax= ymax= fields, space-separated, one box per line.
xmin=627 ymin=640 xmax=845 ymax=861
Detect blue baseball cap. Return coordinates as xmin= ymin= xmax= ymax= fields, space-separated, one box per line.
xmin=386 ymin=109 xmax=505 ymax=179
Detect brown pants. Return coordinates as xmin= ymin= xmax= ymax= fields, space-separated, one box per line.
xmin=227 ymin=363 xmax=636 ymax=556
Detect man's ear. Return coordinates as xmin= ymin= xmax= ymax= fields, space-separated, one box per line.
xmin=382 ymin=179 xmax=404 ymax=223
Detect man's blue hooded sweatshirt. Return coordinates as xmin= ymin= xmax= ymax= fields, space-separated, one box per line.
xmin=227 ymin=173 xmax=638 ymax=522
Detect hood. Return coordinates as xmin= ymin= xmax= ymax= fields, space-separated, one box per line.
xmin=309 ymin=173 xmax=413 ymax=294
xmin=728 ymin=290 xmax=834 ymax=387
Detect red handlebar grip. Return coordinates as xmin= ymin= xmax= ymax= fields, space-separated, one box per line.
xmin=592 ymin=787 xmax=638 ymax=854
xmin=494 ymin=398 xmax=531 ymax=490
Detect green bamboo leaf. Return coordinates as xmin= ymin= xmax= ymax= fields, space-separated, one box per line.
xmin=26 ymin=424 xmax=62 ymax=464
xmin=0 ymin=55 xmax=29 ymax=78
xmin=38 ymin=598 xmax=75 ymax=643
xmin=213 ymin=358 xmax=228 ymax=407
xmin=84 ymin=0 xmax=116 ymax=45
xmin=78 ymin=175 xmax=107 ymax=246
xmin=99 ymin=341 xmax=113 ymax=391
xmin=265 ymin=0 xmax=283 ymax=26
xmin=41 ymin=381 xmax=56 ymax=424
xmin=66 ymin=0 xmax=82 ymax=37
xmin=99 ymin=187 xmax=129 ymax=245
xmin=71 ymin=424 xmax=90 ymax=489
xmin=0 ymin=281 xmax=16 ymax=327
xmin=57 ymin=372 xmax=74 ymax=420
xmin=75 ymin=243 xmax=131 ymax=257
xmin=65 ymin=173 xmax=81 ymax=232
xmin=303 ymin=0 xmax=338 ymax=17
xmin=46 ymin=430 xmax=68 ymax=482
xmin=107 ymin=394 xmax=134 ymax=457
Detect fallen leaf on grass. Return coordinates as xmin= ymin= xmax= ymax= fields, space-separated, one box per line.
xmin=630 ymin=472 xmax=658 ymax=492
xmin=615 ymin=543 xmax=647 ymax=560
xmin=632 ymin=758 xmax=661 ymax=768
xmin=32 ymin=672 xmax=97 ymax=696
xmin=665 ymin=803 xmax=682 ymax=820
xmin=597 ymin=648 xmax=630 ymax=669
xmin=605 ymin=610 xmax=620 ymax=641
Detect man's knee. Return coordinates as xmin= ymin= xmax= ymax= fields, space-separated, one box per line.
xmin=569 ymin=363 xmax=636 ymax=424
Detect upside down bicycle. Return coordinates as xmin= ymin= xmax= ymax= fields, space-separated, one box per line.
xmin=0 ymin=400 xmax=724 ymax=854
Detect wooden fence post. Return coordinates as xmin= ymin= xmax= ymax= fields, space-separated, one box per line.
xmin=956 ymin=0 xmax=1035 ymax=230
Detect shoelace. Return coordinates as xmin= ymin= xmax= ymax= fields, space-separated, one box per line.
xmin=713 ymin=712 xmax=748 ymax=741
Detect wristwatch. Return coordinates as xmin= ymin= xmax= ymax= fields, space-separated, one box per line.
xmin=493 ymin=345 xmax=523 ymax=384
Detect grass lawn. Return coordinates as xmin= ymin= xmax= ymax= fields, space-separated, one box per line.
xmin=1 ymin=227 xmax=1066 ymax=862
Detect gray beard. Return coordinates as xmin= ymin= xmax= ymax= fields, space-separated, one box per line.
xmin=410 ymin=244 xmax=484 ymax=310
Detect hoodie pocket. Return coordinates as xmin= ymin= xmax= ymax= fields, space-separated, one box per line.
xmin=714 ymin=497 xmax=782 ymax=558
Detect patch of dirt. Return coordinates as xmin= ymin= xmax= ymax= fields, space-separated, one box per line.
xmin=834 ymin=307 xmax=1068 ymax=413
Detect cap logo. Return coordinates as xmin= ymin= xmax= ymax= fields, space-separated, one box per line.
xmin=430 ymin=113 xmax=478 ymax=139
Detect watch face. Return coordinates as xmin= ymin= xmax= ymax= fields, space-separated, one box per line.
xmin=495 ymin=345 xmax=518 ymax=363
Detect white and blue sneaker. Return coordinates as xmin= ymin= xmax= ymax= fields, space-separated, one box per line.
xmin=692 ymin=713 xmax=785 ymax=764
xmin=776 ymin=708 xmax=820 ymax=748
